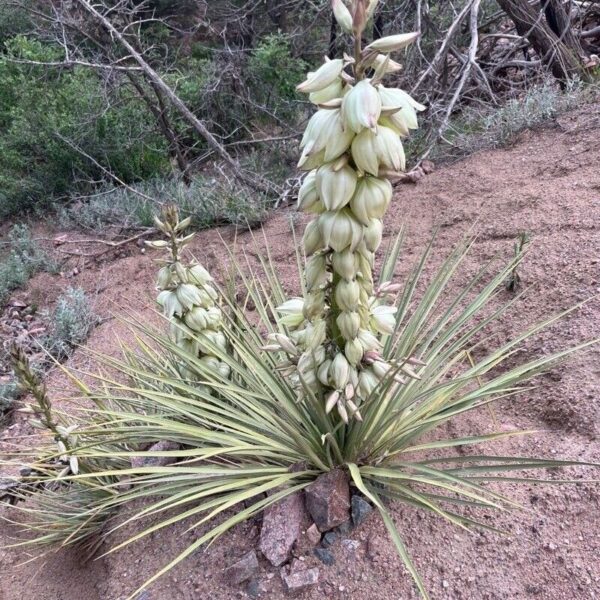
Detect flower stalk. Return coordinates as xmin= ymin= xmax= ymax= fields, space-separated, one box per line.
xmin=148 ymin=205 xmax=229 ymax=381
xmin=277 ymin=1 xmax=426 ymax=422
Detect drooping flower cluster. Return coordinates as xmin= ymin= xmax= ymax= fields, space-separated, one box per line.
xmin=273 ymin=2 xmax=425 ymax=422
xmin=148 ymin=205 xmax=229 ymax=381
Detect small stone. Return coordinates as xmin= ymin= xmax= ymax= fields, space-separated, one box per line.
xmin=131 ymin=440 xmax=180 ymax=468
xmin=341 ymin=539 xmax=360 ymax=554
xmin=223 ymin=550 xmax=259 ymax=584
xmin=305 ymin=469 xmax=350 ymax=532
xmin=322 ymin=531 xmax=337 ymax=548
xmin=313 ymin=547 xmax=335 ymax=566
xmin=337 ymin=521 xmax=352 ymax=535
xmin=260 ymin=491 xmax=307 ymax=566
xmin=306 ymin=523 xmax=321 ymax=546
xmin=351 ymin=495 xmax=373 ymax=526
xmin=280 ymin=567 xmax=319 ymax=594
xmin=247 ymin=578 xmax=260 ymax=598
xmin=442 ymin=580 xmax=449 ymax=589
xmin=421 ymin=160 xmax=435 ymax=174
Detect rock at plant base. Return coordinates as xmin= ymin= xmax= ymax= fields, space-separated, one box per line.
xmin=351 ymin=494 xmax=373 ymax=526
xmin=246 ymin=578 xmax=260 ymax=598
xmin=305 ymin=470 xmax=350 ymax=532
xmin=337 ymin=521 xmax=352 ymax=535
xmin=260 ymin=491 xmax=307 ymax=566
xmin=280 ymin=566 xmax=319 ymax=594
xmin=131 ymin=440 xmax=180 ymax=468
xmin=306 ymin=523 xmax=321 ymax=546
xmin=313 ymin=547 xmax=335 ymax=566
xmin=293 ymin=522 xmax=321 ymax=556
xmin=223 ymin=550 xmax=259 ymax=584
xmin=322 ymin=531 xmax=337 ymax=548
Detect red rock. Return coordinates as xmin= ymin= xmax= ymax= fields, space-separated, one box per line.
xmin=305 ymin=469 xmax=350 ymax=532
xmin=280 ymin=566 xmax=319 ymax=594
xmin=130 ymin=440 xmax=180 ymax=468
xmin=259 ymin=491 xmax=306 ymax=566
xmin=223 ymin=550 xmax=259 ymax=584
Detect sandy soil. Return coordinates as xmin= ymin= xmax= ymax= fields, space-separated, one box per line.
xmin=1 ymin=102 xmax=599 ymax=600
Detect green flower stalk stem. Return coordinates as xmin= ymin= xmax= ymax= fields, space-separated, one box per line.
xmin=275 ymin=1 xmax=426 ymax=422
xmin=10 ymin=343 xmax=80 ymax=476
xmin=148 ymin=205 xmax=230 ymax=381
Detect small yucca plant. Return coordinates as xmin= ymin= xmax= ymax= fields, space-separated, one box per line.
xmin=2 ymin=3 xmax=597 ymax=599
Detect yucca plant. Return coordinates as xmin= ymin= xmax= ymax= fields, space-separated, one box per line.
xmin=2 ymin=2 xmax=597 ymax=599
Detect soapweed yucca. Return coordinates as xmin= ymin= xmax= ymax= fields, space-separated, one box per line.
xmin=2 ymin=2 xmax=597 ymax=599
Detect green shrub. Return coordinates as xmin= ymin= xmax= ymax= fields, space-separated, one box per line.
xmin=42 ymin=288 xmax=99 ymax=361
xmin=248 ymin=34 xmax=308 ymax=119
xmin=0 ymin=225 xmax=57 ymax=306
xmin=56 ymin=176 xmax=269 ymax=231
xmin=0 ymin=36 xmax=169 ymax=219
xmin=0 ymin=380 xmax=19 ymax=424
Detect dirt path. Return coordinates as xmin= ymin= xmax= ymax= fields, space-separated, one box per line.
xmin=1 ymin=103 xmax=599 ymax=600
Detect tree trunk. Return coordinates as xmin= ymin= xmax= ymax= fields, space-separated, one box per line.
xmin=496 ymin=0 xmax=583 ymax=82
xmin=541 ymin=0 xmax=583 ymax=57
xmin=328 ymin=14 xmax=338 ymax=59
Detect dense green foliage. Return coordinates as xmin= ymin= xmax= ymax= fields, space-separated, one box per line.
xmin=0 ymin=37 xmax=169 ymax=219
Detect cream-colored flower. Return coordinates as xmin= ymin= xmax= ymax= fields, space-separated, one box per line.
xmin=316 ymin=162 xmax=357 ymax=211
xmin=297 ymin=59 xmax=345 ymax=94
xmin=349 ymin=176 xmax=392 ymax=225
xmin=341 ymin=80 xmax=382 ymax=133
xmin=365 ymin=32 xmax=419 ymax=53
xmin=319 ymin=209 xmax=363 ymax=252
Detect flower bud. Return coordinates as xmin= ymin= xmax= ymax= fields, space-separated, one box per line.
xmin=205 ymin=306 xmax=222 ymax=328
xmin=309 ymin=78 xmax=344 ymax=105
xmin=276 ymin=298 xmax=305 ymax=327
xmin=318 ymin=359 xmax=332 ymax=386
xmin=378 ymin=85 xmax=425 ymax=132
xmin=349 ymin=176 xmax=393 ymax=225
xmin=351 ymin=126 xmax=405 ymax=175
xmin=176 ymin=283 xmax=203 ymax=310
xmin=365 ymin=32 xmax=420 ymax=53
xmin=319 ymin=209 xmax=363 ymax=252
xmin=185 ymin=306 xmax=208 ymax=331
xmin=299 ymin=109 xmax=354 ymax=167
xmin=188 ymin=264 xmax=213 ymax=285
xmin=358 ymin=368 xmax=379 ymax=397
xmin=303 ymin=290 xmax=326 ymax=320
xmin=326 ymin=390 xmax=340 ymax=414
xmin=331 ymin=352 xmax=350 ymax=389
xmin=297 ymin=59 xmax=345 ymax=94
xmin=370 ymin=304 xmax=397 ymax=334
xmin=332 ymin=0 xmax=353 ymax=33
xmin=305 ymin=319 xmax=327 ymax=350
xmin=157 ymin=290 xmax=183 ymax=318
xmin=316 ymin=163 xmax=357 ymax=211
xmin=303 ymin=219 xmax=323 ymax=255
xmin=335 ymin=279 xmax=360 ymax=311
xmin=274 ymin=333 xmax=298 ymax=355
xmin=364 ymin=218 xmax=383 ymax=252
xmin=341 ymin=80 xmax=382 ymax=133
xmin=336 ymin=310 xmax=360 ymax=340
xmin=299 ymin=149 xmax=327 ymax=171
xmin=345 ymin=338 xmax=364 ymax=366
xmin=157 ymin=266 xmax=172 ymax=289
xmin=372 ymin=53 xmax=403 ymax=74
xmin=358 ymin=328 xmax=381 ymax=351
xmin=298 ymin=170 xmax=319 ymax=212
xmin=217 ymin=362 xmax=231 ymax=379
xmin=331 ymin=249 xmax=359 ymax=279
xmin=305 ymin=254 xmax=328 ymax=290
xmin=372 ymin=360 xmax=392 ymax=379
xmin=337 ymin=400 xmax=349 ymax=423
